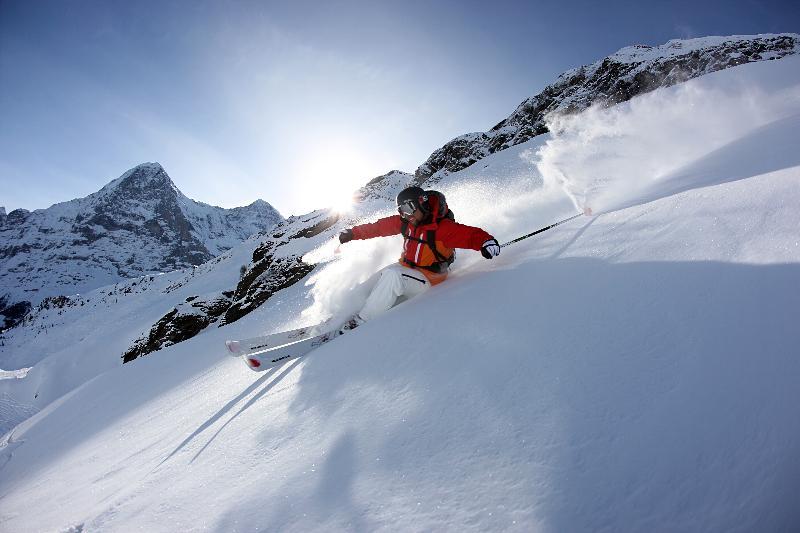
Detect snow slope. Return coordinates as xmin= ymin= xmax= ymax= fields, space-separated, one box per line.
xmin=1 ymin=56 xmax=799 ymax=532
xmin=0 ymin=230 xmax=268 ymax=435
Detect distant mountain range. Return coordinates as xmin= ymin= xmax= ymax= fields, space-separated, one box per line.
xmin=0 ymin=163 xmax=282 ymax=328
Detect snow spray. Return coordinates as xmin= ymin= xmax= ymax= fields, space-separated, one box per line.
xmin=534 ymin=57 xmax=800 ymax=216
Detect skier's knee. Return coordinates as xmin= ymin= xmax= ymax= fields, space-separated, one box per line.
xmin=377 ymin=268 xmax=403 ymax=293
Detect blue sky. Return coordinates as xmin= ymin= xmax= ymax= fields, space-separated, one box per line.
xmin=1 ymin=0 xmax=798 ymax=216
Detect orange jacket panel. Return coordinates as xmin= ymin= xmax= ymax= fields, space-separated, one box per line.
xmin=351 ymin=215 xmax=492 ymax=285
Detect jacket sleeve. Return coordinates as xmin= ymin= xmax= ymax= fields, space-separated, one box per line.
xmin=436 ymin=219 xmax=493 ymax=250
xmin=351 ymin=215 xmax=403 ymax=240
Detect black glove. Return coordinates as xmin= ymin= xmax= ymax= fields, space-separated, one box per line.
xmin=480 ymin=238 xmax=500 ymax=259
xmin=339 ymin=228 xmax=354 ymax=244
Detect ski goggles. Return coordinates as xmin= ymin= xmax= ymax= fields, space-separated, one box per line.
xmin=397 ymin=200 xmax=418 ymax=217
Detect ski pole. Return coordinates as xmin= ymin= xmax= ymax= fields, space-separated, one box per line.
xmin=500 ymin=207 xmax=592 ymax=248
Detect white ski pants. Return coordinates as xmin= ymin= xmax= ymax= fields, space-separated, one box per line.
xmin=358 ymin=263 xmax=430 ymax=321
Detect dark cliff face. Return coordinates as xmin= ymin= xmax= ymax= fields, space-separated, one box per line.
xmin=414 ymin=34 xmax=799 ymax=185
xmin=3 ymin=209 xmax=30 ymax=226
xmin=0 ymin=296 xmax=31 ymax=330
xmin=75 ymin=164 xmax=212 ymax=269
xmin=122 ymin=291 xmax=235 ymax=363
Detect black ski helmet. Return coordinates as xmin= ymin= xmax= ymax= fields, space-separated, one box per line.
xmin=396 ymin=186 xmax=427 ymax=214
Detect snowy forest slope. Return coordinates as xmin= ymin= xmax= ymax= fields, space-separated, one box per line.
xmin=0 ymin=55 xmax=799 ymax=532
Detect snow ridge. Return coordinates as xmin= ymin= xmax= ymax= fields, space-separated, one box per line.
xmin=415 ymin=32 xmax=799 ymax=184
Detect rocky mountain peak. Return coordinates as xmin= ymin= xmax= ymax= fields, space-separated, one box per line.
xmin=0 ymin=163 xmax=283 ymax=329
xmin=235 ymin=199 xmax=275 ymax=213
xmin=357 ymin=170 xmax=414 ymax=202
xmin=98 ymin=162 xmax=179 ymax=206
xmin=4 ymin=208 xmax=30 ymax=225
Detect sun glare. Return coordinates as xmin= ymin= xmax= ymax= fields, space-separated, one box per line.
xmin=330 ymin=190 xmax=357 ymax=213
xmin=299 ymin=143 xmax=378 ymax=213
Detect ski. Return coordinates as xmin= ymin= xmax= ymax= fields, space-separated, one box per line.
xmin=239 ymin=328 xmax=340 ymax=372
xmin=225 ymin=321 xmax=330 ymax=357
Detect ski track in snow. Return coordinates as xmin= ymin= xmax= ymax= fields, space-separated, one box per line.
xmin=0 ymin=55 xmax=799 ymax=532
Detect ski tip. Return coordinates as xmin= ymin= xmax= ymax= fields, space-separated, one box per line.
xmin=583 ymin=206 xmax=593 ymax=216
xmin=225 ymin=340 xmax=241 ymax=354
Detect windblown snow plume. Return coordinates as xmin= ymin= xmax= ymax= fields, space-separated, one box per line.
xmin=536 ymin=56 xmax=800 ymax=215
xmin=301 ymin=211 xmax=402 ymax=324
xmin=441 ymin=173 xmax=573 ymax=257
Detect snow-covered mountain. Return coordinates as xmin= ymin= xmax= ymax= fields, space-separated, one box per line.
xmin=2 ymin=31 xmax=797 ymax=424
xmin=415 ymin=33 xmax=799 ymax=184
xmin=0 ymin=163 xmax=282 ymax=328
xmin=1 ymin=35 xmax=799 ymax=531
xmin=1 ymin=54 xmax=799 ymax=532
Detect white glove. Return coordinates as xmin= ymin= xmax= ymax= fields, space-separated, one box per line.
xmin=480 ymin=238 xmax=500 ymax=259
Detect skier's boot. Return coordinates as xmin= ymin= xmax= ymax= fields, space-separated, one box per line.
xmin=338 ymin=313 xmax=364 ymax=335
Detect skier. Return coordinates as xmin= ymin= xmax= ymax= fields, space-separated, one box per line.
xmin=337 ymin=186 xmax=500 ymax=330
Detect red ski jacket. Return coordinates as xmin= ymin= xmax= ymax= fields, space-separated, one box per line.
xmin=351 ymin=214 xmax=493 ymax=285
